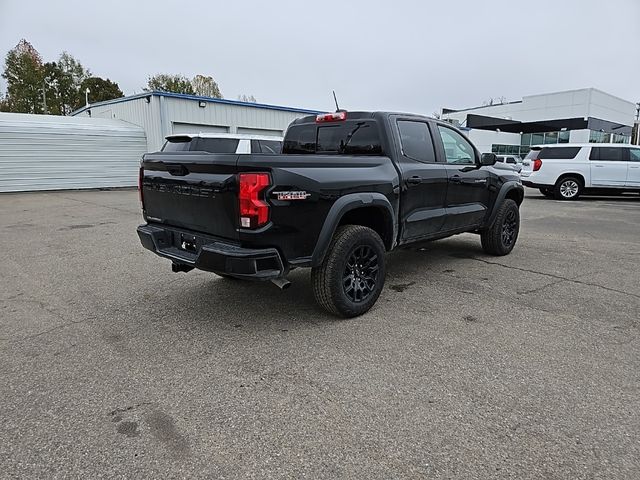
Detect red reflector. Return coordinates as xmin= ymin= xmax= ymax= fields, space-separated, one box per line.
xmin=239 ymin=173 xmax=270 ymax=229
xmin=316 ymin=111 xmax=347 ymax=123
xmin=532 ymin=159 xmax=543 ymax=171
xmin=138 ymin=166 xmax=144 ymax=208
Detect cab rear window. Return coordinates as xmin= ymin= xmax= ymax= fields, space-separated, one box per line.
xmin=283 ymin=121 xmax=383 ymax=155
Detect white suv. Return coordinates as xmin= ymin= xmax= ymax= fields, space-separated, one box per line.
xmin=521 ymin=144 xmax=640 ymax=200
xmin=162 ymin=133 xmax=283 ymax=154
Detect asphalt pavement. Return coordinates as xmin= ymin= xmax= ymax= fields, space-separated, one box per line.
xmin=1 ymin=189 xmax=639 ymax=479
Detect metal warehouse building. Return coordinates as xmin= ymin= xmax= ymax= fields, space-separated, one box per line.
xmin=0 ymin=113 xmax=147 ymax=192
xmin=71 ymin=92 xmax=321 ymax=153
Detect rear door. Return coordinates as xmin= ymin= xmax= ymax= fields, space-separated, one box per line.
xmin=393 ymin=117 xmax=448 ymax=240
xmin=434 ymin=124 xmax=491 ymax=230
xmin=589 ymin=146 xmax=628 ymax=186
xmin=625 ymin=147 xmax=640 ymax=187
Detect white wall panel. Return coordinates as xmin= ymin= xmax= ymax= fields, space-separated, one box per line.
xmin=0 ymin=113 xmax=146 ymax=192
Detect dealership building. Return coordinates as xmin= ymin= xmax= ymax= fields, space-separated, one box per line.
xmin=71 ymin=91 xmax=320 ymax=153
xmin=441 ymin=88 xmax=637 ymax=157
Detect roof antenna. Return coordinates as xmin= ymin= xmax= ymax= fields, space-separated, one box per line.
xmin=332 ymin=90 xmax=341 ymax=112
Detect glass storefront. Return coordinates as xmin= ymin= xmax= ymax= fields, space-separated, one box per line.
xmin=589 ymin=130 xmax=630 ymax=143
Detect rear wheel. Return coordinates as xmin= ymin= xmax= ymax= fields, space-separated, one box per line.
xmin=480 ymin=199 xmax=520 ymax=256
xmin=554 ymin=176 xmax=582 ymax=200
xmin=311 ymin=225 xmax=386 ymax=318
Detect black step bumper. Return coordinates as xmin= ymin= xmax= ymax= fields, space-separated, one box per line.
xmin=137 ymin=224 xmax=285 ymax=280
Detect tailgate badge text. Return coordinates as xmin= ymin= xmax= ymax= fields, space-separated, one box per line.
xmin=274 ymin=191 xmax=311 ymax=201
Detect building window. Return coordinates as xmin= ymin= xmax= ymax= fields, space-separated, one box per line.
xmin=589 ymin=130 xmax=612 ymax=143
xmin=544 ymin=131 xmax=558 ymax=144
xmin=558 ymin=131 xmax=570 ymax=143
xmin=611 ymin=133 xmax=630 ymax=144
xmin=491 ymin=144 xmax=530 ymax=158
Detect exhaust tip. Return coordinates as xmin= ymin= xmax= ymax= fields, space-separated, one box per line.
xmin=271 ymin=278 xmax=291 ymax=290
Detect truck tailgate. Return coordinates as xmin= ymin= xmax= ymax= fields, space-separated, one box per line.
xmin=141 ymin=152 xmax=239 ymax=240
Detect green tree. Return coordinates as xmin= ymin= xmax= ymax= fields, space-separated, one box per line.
xmin=146 ymin=74 xmax=194 ymax=94
xmin=192 ymin=74 xmax=222 ymax=98
xmin=2 ymin=39 xmax=45 ymax=113
xmin=74 ymin=77 xmax=123 ymax=110
xmin=50 ymin=52 xmax=90 ymax=115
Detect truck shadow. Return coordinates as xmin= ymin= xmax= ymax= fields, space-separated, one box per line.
xmin=143 ymin=235 xmax=486 ymax=332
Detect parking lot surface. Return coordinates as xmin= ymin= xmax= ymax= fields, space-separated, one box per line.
xmin=1 ymin=189 xmax=639 ymax=479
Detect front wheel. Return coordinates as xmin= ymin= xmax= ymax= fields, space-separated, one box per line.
xmin=480 ymin=199 xmax=520 ymax=256
xmin=311 ymin=225 xmax=386 ymax=318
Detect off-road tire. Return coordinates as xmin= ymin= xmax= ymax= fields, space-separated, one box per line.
xmin=480 ymin=199 xmax=520 ymax=256
xmin=554 ymin=176 xmax=582 ymax=200
xmin=311 ymin=225 xmax=386 ymax=318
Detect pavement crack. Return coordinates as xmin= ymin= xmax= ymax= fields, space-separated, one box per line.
xmin=469 ymin=256 xmax=640 ymax=300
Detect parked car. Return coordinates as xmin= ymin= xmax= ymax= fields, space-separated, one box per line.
xmin=521 ymin=144 xmax=640 ymax=200
xmin=495 ymin=155 xmax=523 ymax=173
xmin=138 ymin=111 xmax=524 ymax=317
xmin=162 ymin=133 xmax=283 ymax=154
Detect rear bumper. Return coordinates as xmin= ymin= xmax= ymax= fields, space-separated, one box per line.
xmin=137 ymin=224 xmax=285 ymax=280
xmin=521 ymin=180 xmax=553 ymax=189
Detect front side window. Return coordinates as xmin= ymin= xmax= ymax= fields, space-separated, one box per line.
xmin=437 ymin=126 xmax=475 ymax=165
xmin=628 ymin=148 xmax=640 ymax=162
xmin=397 ymin=121 xmax=436 ymax=163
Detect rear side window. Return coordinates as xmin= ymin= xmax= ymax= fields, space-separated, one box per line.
xmin=397 ymin=121 xmax=436 ymax=163
xmin=525 ymin=149 xmax=540 ymax=160
xmin=629 ymin=148 xmax=640 ymax=162
xmin=283 ymin=121 xmax=383 ymax=155
xmin=589 ymin=147 xmax=624 ymax=161
xmin=537 ymin=147 xmax=581 ymax=159
xmin=162 ymin=137 xmax=192 ymax=152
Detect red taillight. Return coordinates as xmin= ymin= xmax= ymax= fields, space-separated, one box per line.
xmin=239 ymin=173 xmax=270 ymax=229
xmin=138 ymin=166 xmax=144 ymax=208
xmin=315 ymin=111 xmax=347 ymax=123
xmin=532 ymin=159 xmax=543 ymax=171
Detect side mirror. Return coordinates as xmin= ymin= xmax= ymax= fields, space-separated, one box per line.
xmin=480 ymin=153 xmax=497 ymax=166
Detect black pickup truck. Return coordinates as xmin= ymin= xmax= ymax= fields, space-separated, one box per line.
xmin=137 ymin=111 xmax=524 ymax=317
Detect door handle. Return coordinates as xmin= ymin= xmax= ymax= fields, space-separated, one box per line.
xmin=594 ymin=165 xmax=604 ymax=168
xmin=630 ymin=166 xmax=640 ymax=169
xmin=407 ymin=176 xmax=422 ymax=185
xmin=450 ymin=175 xmax=461 ymax=183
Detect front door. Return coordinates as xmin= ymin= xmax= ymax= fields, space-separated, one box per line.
xmin=625 ymin=147 xmax=640 ymax=187
xmin=434 ymin=124 xmax=491 ymax=231
xmin=589 ymin=146 xmax=628 ymax=187
xmin=394 ymin=118 xmax=448 ymax=241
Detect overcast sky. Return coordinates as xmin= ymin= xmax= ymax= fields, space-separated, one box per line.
xmin=1 ymin=0 xmax=638 ymax=114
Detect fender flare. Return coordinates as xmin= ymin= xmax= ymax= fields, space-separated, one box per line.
xmin=487 ymin=181 xmax=524 ymax=227
xmin=311 ymin=193 xmax=396 ymax=267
